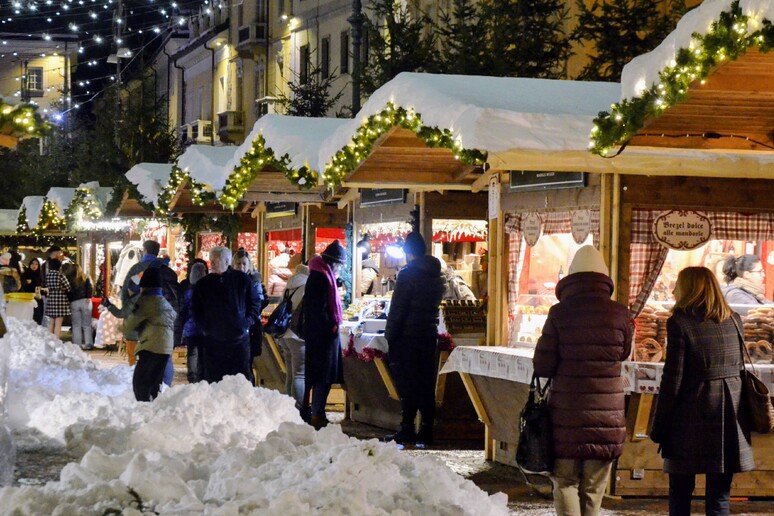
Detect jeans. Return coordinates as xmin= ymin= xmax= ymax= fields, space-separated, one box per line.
xmin=133 ymin=350 xmax=170 ymax=402
xmin=310 ymin=382 xmax=332 ymax=418
xmin=550 ymin=459 xmax=613 ymax=516
xmin=669 ymin=472 xmax=734 ymax=516
xmin=70 ymin=298 xmax=93 ymax=347
xmin=163 ymin=355 xmax=173 ymax=387
xmin=279 ymin=336 xmax=306 ymax=406
xmin=184 ymin=335 xmax=206 ymax=383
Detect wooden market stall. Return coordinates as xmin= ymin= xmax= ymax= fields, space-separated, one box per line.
xmin=444 ymin=0 xmax=774 ymax=499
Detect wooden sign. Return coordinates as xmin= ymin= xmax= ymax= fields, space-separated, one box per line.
xmin=571 ymin=210 xmax=592 ymax=244
xmin=523 ymin=213 xmax=542 ymax=247
xmin=509 ymin=171 xmax=585 ymax=192
xmin=488 ymin=175 xmax=500 ymax=220
xmin=265 ymin=201 xmax=297 ymax=218
xmin=653 ymin=210 xmax=712 ymax=250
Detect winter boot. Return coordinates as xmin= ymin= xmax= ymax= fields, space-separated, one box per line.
xmin=416 ymin=424 xmax=434 ymax=447
xmin=384 ymin=424 xmax=417 ymax=445
xmin=310 ymin=415 xmax=329 ymax=431
xmin=298 ymin=405 xmax=312 ymax=424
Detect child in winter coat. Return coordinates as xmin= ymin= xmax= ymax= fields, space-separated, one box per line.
xmin=121 ymin=268 xmax=176 ymax=402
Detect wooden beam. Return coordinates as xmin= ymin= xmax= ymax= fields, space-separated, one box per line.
xmin=343 ymin=180 xmax=472 ymax=191
xmin=471 ymin=168 xmax=497 ymax=193
xmin=374 ymin=357 xmax=400 ymax=400
xmin=337 ymin=188 xmax=359 ymax=210
xmin=167 ymin=178 xmax=188 ymax=211
xmin=264 ymin=335 xmax=287 ymax=374
xmin=241 ymin=191 xmax=326 ymax=202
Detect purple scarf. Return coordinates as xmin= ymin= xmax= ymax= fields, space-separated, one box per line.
xmin=309 ymin=256 xmax=342 ymax=325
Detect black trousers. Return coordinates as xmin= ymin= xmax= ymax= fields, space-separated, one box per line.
xmin=669 ymin=472 xmax=734 ymax=516
xmin=389 ymin=338 xmax=438 ymax=430
xmin=133 ymin=350 xmax=170 ymax=402
xmin=202 ymin=333 xmax=252 ymax=384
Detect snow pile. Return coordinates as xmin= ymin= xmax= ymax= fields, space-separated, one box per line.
xmin=177 ymin=144 xmax=239 ymax=192
xmin=19 ymin=196 xmax=45 ymax=229
xmin=0 ymin=318 xmax=509 ymax=515
xmin=45 ymin=187 xmax=76 ymax=218
xmin=125 ymin=162 xmax=174 ymax=206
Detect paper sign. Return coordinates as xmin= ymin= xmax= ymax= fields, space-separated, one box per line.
xmin=653 ymin=210 xmax=712 ymax=250
xmin=523 ymin=213 xmax=542 ymax=247
xmin=488 ymin=175 xmax=500 ymax=220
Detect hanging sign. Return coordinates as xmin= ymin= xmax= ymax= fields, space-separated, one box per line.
xmin=488 ymin=174 xmax=500 ymax=220
xmin=571 ymin=210 xmax=592 ymax=244
xmin=509 ymin=171 xmax=585 ymax=192
xmin=653 ymin=210 xmax=712 ymax=250
xmin=265 ymin=201 xmax=297 ymax=219
xmin=523 ymin=213 xmax=542 ymax=247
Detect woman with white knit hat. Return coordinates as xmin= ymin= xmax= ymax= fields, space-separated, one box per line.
xmin=533 ymin=245 xmax=633 ymax=516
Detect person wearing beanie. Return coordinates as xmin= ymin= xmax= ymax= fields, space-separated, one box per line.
xmin=121 ymin=266 xmax=176 ymax=402
xmin=533 ymin=244 xmax=633 ymax=515
xmin=119 ymin=240 xmax=180 ymax=385
xmin=302 ymin=240 xmax=347 ymax=430
xmin=384 ymin=231 xmax=446 ymax=446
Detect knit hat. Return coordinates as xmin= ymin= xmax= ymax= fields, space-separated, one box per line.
xmin=321 ymin=240 xmax=347 ymax=264
xmin=0 ymin=253 xmax=10 ymax=266
xmin=404 ymin=232 xmax=427 ymax=257
xmin=568 ymin=245 xmax=609 ymax=276
xmin=139 ymin=267 xmax=162 ymax=288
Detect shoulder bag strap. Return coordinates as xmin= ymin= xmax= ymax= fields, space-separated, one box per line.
xmin=730 ymin=314 xmax=756 ymax=375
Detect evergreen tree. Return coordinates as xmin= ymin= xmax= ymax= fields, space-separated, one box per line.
xmin=277 ymin=63 xmax=345 ymax=117
xmin=478 ymin=0 xmax=571 ymax=78
xmin=572 ymin=0 xmax=685 ymax=81
xmin=435 ymin=0 xmax=489 ymax=76
xmin=360 ymin=0 xmax=437 ymax=95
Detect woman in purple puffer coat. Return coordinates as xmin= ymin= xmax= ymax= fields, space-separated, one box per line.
xmin=533 ymin=245 xmax=633 ymax=516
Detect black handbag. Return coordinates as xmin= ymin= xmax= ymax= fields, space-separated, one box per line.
xmin=516 ymin=374 xmax=554 ymax=475
xmin=732 ymin=316 xmax=774 ymax=434
xmin=264 ymin=287 xmax=298 ymax=337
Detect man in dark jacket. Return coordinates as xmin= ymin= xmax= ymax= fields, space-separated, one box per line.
xmin=384 ymin=232 xmax=446 ymax=446
xmin=192 ymin=246 xmax=262 ymax=383
xmin=119 ymin=240 xmax=180 ymax=375
xmin=533 ymin=245 xmax=633 ymax=516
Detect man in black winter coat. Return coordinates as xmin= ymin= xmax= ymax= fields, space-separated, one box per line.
xmin=192 ymin=246 xmax=262 ymax=383
xmin=384 ymin=232 xmax=446 ymax=445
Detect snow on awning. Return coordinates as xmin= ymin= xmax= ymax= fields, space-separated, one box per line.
xmin=0 ymin=209 xmax=19 ymax=234
xmin=46 ymin=187 xmax=76 ymax=216
xmin=20 ymin=196 xmax=45 ymax=229
xmin=177 ymin=145 xmax=239 ymax=192
xmin=320 ymin=72 xmax=621 ymax=186
xmin=125 ymin=163 xmax=174 ymax=206
xmin=77 ymin=181 xmax=114 ymax=210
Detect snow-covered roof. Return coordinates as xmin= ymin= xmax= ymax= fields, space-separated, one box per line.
xmin=320 ymin=72 xmax=621 ymax=165
xmin=177 ymin=145 xmax=239 ymax=192
xmin=125 ymin=163 xmax=174 ymax=205
xmin=21 ymin=196 xmax=45 ymax=228
xmin=77 ymin=181 xmax=114 ymax=210
xmin=233 ymin=114 xmax=350 ymax=173
xmin=45 ymin=187 xmax=76 ymax=215
xmin=0 ymin=209 xmax=19 ymax=233
xmin=621 ymin=0 xmax=771 ymax=100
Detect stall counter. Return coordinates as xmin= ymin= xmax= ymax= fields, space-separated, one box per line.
xmin=441 ymin=345 xmax=774 ymax=496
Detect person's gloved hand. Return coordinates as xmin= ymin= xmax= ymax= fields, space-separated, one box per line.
xmin=100 ymin=298 xmax=111 ymax=308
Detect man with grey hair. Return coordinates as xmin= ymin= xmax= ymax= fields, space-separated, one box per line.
xmin=192 ymin=246 xmax=262 ymax=383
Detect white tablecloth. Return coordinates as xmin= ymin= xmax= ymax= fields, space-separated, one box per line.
xmin=440 ymin=346 xmax=774 ymax=394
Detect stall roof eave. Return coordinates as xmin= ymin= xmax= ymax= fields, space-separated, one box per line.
xmin=114 ymin=191 xmax=154 ymax=218
xmin=488 ymin=147 xmax=774 ymax=180
xmin=626 ymin=49 xmax=774 ymax=151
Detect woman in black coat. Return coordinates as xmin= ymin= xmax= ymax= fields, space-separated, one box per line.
xmin=22 ymin=258 xmax=44 ymax=324
xmin=302 ymin=241 xmax=346 ymax=430
xmin=651 ymin=266 xmax=754 ymax=516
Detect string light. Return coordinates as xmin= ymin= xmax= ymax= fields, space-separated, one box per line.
xmin=589 ymin=0 xmax=772 ymax=156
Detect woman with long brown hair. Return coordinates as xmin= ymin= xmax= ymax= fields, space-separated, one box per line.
xmin=651 ymin=266 xmax=755 ymax=516
xmin=62 ymin=263 xmax=93 ymax=349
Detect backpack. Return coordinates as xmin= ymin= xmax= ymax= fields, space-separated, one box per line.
xmin=289 ymin=297 xmax=305 ymax=339
xmin=265 ymin=287 xmax=298 ymax=337
xmin=2 ymin=273 xmax=17 ymax=293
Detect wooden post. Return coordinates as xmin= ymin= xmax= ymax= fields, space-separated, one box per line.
xmin=416 ymin=192 xmax=432 ymax=245
xmin=459 ymin=372 xmax=494 ymax=460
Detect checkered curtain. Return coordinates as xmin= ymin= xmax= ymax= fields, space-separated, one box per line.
xmin=628 ymin=210 xmax=774 ymax=318
xmin=504 ymin=210 xmax=600 ymax=340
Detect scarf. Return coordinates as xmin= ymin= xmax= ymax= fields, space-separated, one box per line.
xmin=732 ymin=277 xmax=768 ymax=303
xmin=309 ymin=256 xmax=342 ymax=325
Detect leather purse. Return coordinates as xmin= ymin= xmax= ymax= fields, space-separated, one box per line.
xmin=732 ymin=316 xmax=774 ymax=434
xmin=516 ymin=374 xmax=554 ymax=474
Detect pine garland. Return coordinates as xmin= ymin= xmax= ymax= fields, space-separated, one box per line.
xmin=590 ymin=1 xmax=774 ymax=156
xmin=0 ymin=100 xmax=48 ymax=139
xmin=218 ymin=135 xmax=315 ymax=211
xmin=325 ymin=103 xmax=486 ymax=188
xmin=156 ymin=165 xmax=216 ymax=216
xmin=16 ymin=206 xmax=29 ymax=234
xmin=64 ymin=187 xmax=104 ymax=229
xmin=31 ymin=198 xmax=67 ymax=236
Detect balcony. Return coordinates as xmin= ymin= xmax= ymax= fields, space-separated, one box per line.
xmin=180 ymin=120 xmax=216 ymax=145
xmin=217 ymin=111 xmax=245 ymax=144
xmin=236 ymin=23 xmax=267 ymax=50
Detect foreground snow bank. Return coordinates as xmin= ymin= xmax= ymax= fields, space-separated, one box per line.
xmin=0 ymin=318 xmax=509 ymax=514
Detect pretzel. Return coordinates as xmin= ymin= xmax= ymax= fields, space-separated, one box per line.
xmin=636 ymin=338 xmax=663 ymax=363
xmin=747 ymin=340 xmax=773 ymax=364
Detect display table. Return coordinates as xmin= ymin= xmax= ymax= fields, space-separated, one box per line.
xmin=441 ymin=345 xmax=774 ymax=496
xmin=342 ymin=328 xmax=484 ymax=441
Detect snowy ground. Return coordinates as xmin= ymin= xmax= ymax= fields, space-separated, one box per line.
xmin=0 ymin=318 xmax=508 ymax=514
